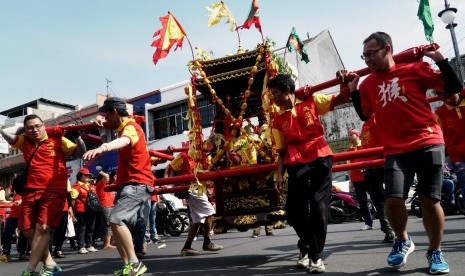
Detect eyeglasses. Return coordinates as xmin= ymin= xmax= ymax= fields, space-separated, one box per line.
xmin=25 ymin=124 xmax=44 ymax=131
xmin=361 ymin=47 xmax=385 ymax=60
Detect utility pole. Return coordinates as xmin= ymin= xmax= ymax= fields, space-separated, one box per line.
xmin=105 ymin=78 xmax=112 ymax=97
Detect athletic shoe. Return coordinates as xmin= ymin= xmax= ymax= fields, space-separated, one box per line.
xmin=360 ymin=224 xmax=373 ymax=231
xmin=426 ymin=250 xmax=450 ymax=274
xmin=296 ymin=253 xmax=309 ymax=268
xmin=86 ymin=246 xmax=98 ymax=252
xmin=128 ymin=262 xmax=147 ymax=276
xmin=38 ymin=265 xmax=62 ymax=276
xmin=53 ymin=251 xmax=66 ymax=258
xmin=387 ymin=236 xmax=415 ymax=268
xmin=180 ymin=248 xmax=202 ymax=257
xmin=21 ymin=270 xmax=38 ymax=276
xmin=308 ymin=258 xmax=325 ymax=274
xmin=114 ymin=264 xmax=132 ymax=276
xmin=202 ymin=243 xmax=223 ymax=251
xmin=78 ymin=248 xmax=88 ymax=254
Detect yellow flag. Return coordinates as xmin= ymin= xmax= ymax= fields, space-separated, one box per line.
xmin=206 ymin=1 xmax=236 ymax=32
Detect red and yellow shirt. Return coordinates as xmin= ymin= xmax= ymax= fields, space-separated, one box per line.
xmin=272 ymin=94 xmax=334 ymax=165
xmin=71 ymin=181 xmax=93 ymax=213
xmin=13 ymin=134 xmax=76 ymax=191
xmin=359 ymin=62 xmax=444 ymax=156
xmin=435 ymin=98 xmax=465 ymax=162
xmin=115 ymin=118 xmax=155 ymax=187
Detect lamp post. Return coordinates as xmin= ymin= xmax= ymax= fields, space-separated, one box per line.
xmin=438 ymin=0 xmax=465 ymax=85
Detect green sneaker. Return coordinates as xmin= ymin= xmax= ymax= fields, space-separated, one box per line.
xmin=38 ymin=265 xmax=62 ymax=276
xmin=114 ymin=264 xmax=132 ymax=276
xmin=129 ymin=262 xmax=147 ymax=276
xmin=21 ymin=270 xmax=38 ymax=276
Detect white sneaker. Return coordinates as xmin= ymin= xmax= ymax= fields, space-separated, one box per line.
xmin=78 ymin=248 xmax=89 ymax=254
xmin=296 ymin=253 xmax=309 ymax=268
xmin=87 ymin=246 xmax=98 ymax=252
xmin=360 ymin=224 xmax=373 ymax=231
xmin=308 ymin=258 xmax=325 ymax=274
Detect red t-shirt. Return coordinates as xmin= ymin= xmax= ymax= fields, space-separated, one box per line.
xmin=347 ymin=143 xmax=364 ymax=182
xmin=115 ymin=119 xmax=155 ymax=187
xmin=96 ymin=179 xmax=115 ymax=208
xmin=72 ymin=182 xmax=94 ymax=213
xmin=9 ymin=194 xmax=22 ymax=218
xmin=435 ymin=98 xmax=465 ymax=162
xmin=359 ymin=62 xmax=444 ymax=156
xmin=272 ymin=94 xmax=334 ymax=165
xmin=14 ymin=134 xmax=76 ymax=191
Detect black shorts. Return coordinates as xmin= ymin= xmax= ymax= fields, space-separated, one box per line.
xmin=384 ymin=144 xmax=444 ymax=200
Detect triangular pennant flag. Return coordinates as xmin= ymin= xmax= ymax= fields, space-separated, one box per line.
xmin=207 ymin=1 xmax=236 ymax=32
xmin=151 ymin=12 xmax=187 ymax=65
xmin=286 ymin=27 xmax=309 ymax=63
xmin=236 ymin=0 xmax=262 ymax=34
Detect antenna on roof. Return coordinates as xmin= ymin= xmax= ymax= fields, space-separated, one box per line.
xmin=105 ymin=78 xmax=112 ymax=97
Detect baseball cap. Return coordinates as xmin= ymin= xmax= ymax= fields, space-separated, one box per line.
xmin=98 ymin=97 xmax=128 ymax=115
xmin=78 ymin=168 xmax=92 ymax=175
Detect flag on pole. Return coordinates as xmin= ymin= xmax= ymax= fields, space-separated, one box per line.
xmin=417 ymin=0 xmax=434 ymax=43
xmin=235 ymin=0 xmax=262 ymax=34
xmin=286 ymin=27 xmax=309 ymax=63
xmin=207 ymin=1 xmax=236 ymax=32
xmin=151 ymin=12 xmax=187 ymax=65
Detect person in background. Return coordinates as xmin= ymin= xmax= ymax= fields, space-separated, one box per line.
xmin=71 ymin=168 xmax=99 ymax=254
xmin=269 ymin=73 xmax=351 ymax=273
xmin=251 ymin=225 xmax=274 ymax=238
xmin=346 ymin=129 xmax=373 ymax=231
xmin=146 ymin=193 xmax=159 ymax=244
xmin=49 ymin=180 xmax=74 ymax=259
xmin=0 ymin=191 xmax=20 ymax=262
xmin=348 ymin=31 xmax=462 ymax=274
xmin=435 ymin=92 xmax=465 ymax=207
xmin=83 ymin=97 xmax=155 ymax=276
xmin=95 ymin=171 xmax=116 ymax=250
xmin=164 ymin=147 xmax=223 ymax=257
xmin=0 ymin=114 xmax=86 ymax=276
xmin=359 ymin=114 xmax=395 ymax=243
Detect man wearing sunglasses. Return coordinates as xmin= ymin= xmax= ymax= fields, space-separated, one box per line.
xmin=347 ymin=32 xmax=462 ymax=275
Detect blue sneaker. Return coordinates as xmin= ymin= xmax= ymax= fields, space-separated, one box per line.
xmin=426 ymin=250 xmax=450 ymax=274
xmin=38 ymin=265 xmax=62 ymax=276
xmin=387 ymin=236 xmax=415 ymax=268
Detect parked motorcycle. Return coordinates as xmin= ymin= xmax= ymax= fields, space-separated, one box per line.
xmin=328 ymin=186 xmax=376 ymax=224
xmin=156 ymin=195 xmax=186 ymax=236
xmin=410 ymin=185 xmax=465 ymax=218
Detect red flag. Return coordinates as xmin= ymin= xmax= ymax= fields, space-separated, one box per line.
xmin=151 ymin=12 xmax=186 ymax=65
xmin=236 ymin=0 xmax=262 ymax=34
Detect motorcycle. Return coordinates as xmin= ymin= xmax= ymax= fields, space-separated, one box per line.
xmin=328 ymin=186 xmax=376 ymax=224
xmin=410 ymin=182 xmax=465 ymax=218
xmin=156 ymin=195 xmax=186 ymax=236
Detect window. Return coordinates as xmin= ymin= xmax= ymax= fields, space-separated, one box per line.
xmin=152 ymin=98 xmax=215 ymax=140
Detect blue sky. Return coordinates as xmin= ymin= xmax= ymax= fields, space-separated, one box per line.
xmin=1 ymin=0 xmax=465 ymax=122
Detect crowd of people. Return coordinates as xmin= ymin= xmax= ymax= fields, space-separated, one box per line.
xmin=0 ymin=30 xmax=464 ymax=276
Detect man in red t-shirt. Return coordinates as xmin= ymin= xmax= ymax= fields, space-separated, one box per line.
xmin=348 ymin=32 xmax=462 ymax=273
xmin=1 ymin=114 xmax=86 ymax=276
xmin=360 ymin=114 xmax=394 ymax=243
xmin=269 ymin=73 xmax=350 ymax=273
xmin=83 ymin=97 xmax=154 ymax=276
xmin=346 ymin=129 xmax=373 ymax=231
xmin=435 ymin=92 xmax=465 ymax=208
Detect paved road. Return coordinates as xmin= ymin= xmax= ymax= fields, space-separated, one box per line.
xmin=1 ymin=214 xmax=464 ymax=275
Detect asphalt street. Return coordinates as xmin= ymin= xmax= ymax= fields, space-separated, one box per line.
xmin=1 ymin=214 xmax=464 ymax=275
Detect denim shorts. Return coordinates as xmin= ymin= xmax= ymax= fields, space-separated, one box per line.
xmin=109 ymin=183 xmax=153 ymax=227
xmin=384 ymin=144 xmax=444 ymax=200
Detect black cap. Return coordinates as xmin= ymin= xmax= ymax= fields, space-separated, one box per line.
xmin=98 ymin=97 xmax=128 ymax=115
